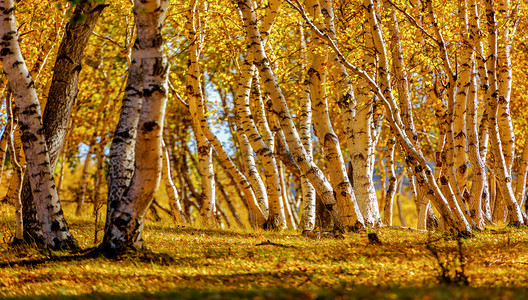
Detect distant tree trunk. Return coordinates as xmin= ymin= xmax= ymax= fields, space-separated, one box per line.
xmin=6 ymin=94 xmax=24 ymax=242
xmin=298 ymin=21 xmax=316 ymax=232
xmin=57 ymin=133 xmax=70 ymax=199
xmin=396 ymin=174 xmax=406 ymax=227
xmin=185 ymin=1 xmax=216 ymax=227
xmin=215 ymin=174 xmax=244 ymax=228
xmin=100 ymin=0 xmax=170 ymax=253
xmin=76 ymin=144 xmax=93 ymax=216
xmin=484 ymin=0 xmax=524 ymax=225
xmin=383 ymin=133 xmax=397 ymax=226
xmin=278 ymin=162 xmax=296 ymax=230
xmin=515 ymin=142 xmax=528 ymax=208
xmin=237 ymin=0 xmax=363 ymax=232
xmin=161 ymin=140 xmax=187 ymax=224
xmin=235 ymin=62 xmax=285 ymax=229
xmin=0 ymin=0 xmax=79 ymax=249
xmin=4 ymin=127 xmax=25 ymax=206
xmin=92 ymin=145 xmax=105 ymax=216
xmin=0 ymin=127 xmax=8 ymax=186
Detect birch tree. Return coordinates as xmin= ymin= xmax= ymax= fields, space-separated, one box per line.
xmin=237 ymin=0 xmax=365 ymax=231
xmin=19 ymin=0 xmax=106 ymax=246
xmin=185 ymin=0 xmax=216 ymax=227
xmin=0 ymin=0 xmax=78 ymax=249
xmin=100 ymin=0 xmax=170 ymax=253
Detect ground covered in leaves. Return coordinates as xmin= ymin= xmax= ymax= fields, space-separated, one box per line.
xmin=1 ymin=204 xmax=528 ymax=299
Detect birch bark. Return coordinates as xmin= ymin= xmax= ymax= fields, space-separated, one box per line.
xmin=298 ymin=21 xmax=316 ymax=232
xmin=484 ymin=0 xmax=524 ymax=225
xmin=237 ymin=0 xmax=364 ymax=231
xmin=468 ymin=0 xmax=492 ymax=220
xmin=186 ymin=0 xmax=216 ymax=226
xmin=496 ymin=0 xmax=515 ymax=177
xmin=290 ymin=0 xmax=472 ymax=234
xmin=466 ymin=0 xmax=487 ymax=228
xmin=0 ymin=0 xmax=78 ymax=249
xmin=235 ymin=61 xmax=285 ymax=229
xmin=453 ymin=0 xmax=470 ymax=194
xmin=100 ymin=0 xmax=170 ymax=252
xmin=161 ymin=140 xmax=187 ymax=224
xmin=20 ymin=0 xmax=106 ymax=246
xmin=347 ymin=0 xmax=382 ymax=226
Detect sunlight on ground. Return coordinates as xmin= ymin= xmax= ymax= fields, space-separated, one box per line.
xmin=1 ymin=201 xmax=528 ymax=299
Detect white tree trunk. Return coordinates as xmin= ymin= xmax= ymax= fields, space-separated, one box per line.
xmin=466 ymin=0 xmax=487 ymax=228
xmin=484 ymin=0 xmax=524 ymax=225
xmin=292 ymin=0 xmax=471 ymax=234
xmin=186 ymin=1 xmax=216 ymax=227
xmin=236 ymin=61 xmax=285 ymax=229
xmin=101 ymin=0 xmax=170 ymax=252
xmin=238 ymin=0 xmax=364 ymax=231
xmin=298 ymin=22 xmax=316 ymax=232
xmin=496 ymin=0 xmax=515 ymax=177
xmin=161 ymin=140 xmax=187 ymax=224
xmin=453 ymin=0 xmax=470 ymax=195
xmin=0 ymin=0 xmax=77 ymax=249
xmin=383 ymin=133 xmax=397 ymax=226
xmin=469 ymin=0 xmax=492 ymax=221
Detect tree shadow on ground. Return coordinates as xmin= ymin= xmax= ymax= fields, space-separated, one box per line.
xmin=0 ymin=247 xmax=177 ymax=268
xmin=5 ymin=287 xmax=528 ymax=300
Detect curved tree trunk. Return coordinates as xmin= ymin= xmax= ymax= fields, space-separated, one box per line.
xmin=298 ymin=21 xmax=316 ymax=232
xmin=161 ymin=140 xmax=187 ymax=224
xmin=100 ymin=0 xmax=170 ymax=253
xmin=236 ymin=61 xmax=285 ymax=229
xmin=0 ymin=0 xmax=79 ymax=249
xmin=484 ymin=0 xmax=524 ymax=226
xmin=237 ymin=0 xmax=364 ymax=232
xmin=185 ymin=1 xmax=216 ymax=227
xmin=19 ymin=0 xmax=106 ymax=246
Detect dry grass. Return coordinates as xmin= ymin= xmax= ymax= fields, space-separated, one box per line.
xmin=1 ymin=202 xmax=528 ymax=299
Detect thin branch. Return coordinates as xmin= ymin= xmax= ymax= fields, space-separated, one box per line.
xmin=384 ymin=0 xmax=439 ymax=46
xmin=256 ymin=240 xmax=296 ymax=248
xmin=92 ymin=32 xmax=127 ymax=52
xmin=168 ymin=79 xmax=190 ymax=108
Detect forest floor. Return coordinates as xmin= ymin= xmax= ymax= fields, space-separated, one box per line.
xmin=1 ymin=203 xmax=528 ymax=299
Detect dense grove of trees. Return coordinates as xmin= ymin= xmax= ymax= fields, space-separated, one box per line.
xmin=0 ymin=0 xmax=527 ymax=253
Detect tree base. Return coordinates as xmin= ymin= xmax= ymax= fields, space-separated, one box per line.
xmin=263 ymin=217 xmax=284 ymax=231
xmin=507 ymin=220 xmax=523 ymax=228
xmin=344 ymin=220 xmax=364 ymax=233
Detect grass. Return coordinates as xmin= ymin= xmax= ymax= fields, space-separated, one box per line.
xmin=2 ymin=202 xmax=528 ymax=299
